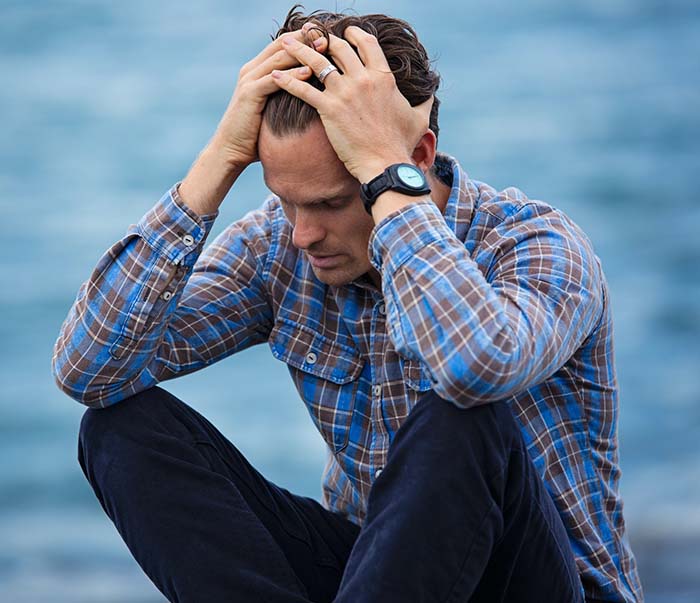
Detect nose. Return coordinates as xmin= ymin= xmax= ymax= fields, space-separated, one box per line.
xmin=291 ymin=208 xmax=326 ymax=251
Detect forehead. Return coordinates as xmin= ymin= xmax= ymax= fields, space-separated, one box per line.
xmin=258 ymin=120 xmax=357 ymax=206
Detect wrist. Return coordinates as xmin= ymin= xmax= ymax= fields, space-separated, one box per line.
xmin=179 ymin=142 xmax=244 ymax=217
xmin=207 ymin=133 xmax=249 ymax=176
xmin=354 ymin=155 xmax=413 ymax=184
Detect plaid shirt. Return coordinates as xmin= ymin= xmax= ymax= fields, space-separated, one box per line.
xmin=52 ymin=153 xmax=642 ymax=602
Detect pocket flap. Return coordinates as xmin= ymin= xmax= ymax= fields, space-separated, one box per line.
xmin=269 ymin=319 xmax=364 ymax=384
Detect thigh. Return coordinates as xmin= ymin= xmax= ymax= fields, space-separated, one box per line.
xmin=143 ymin=386 xmax=362 ymax=602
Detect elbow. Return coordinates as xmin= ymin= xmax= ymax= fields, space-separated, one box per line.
xmin=51 ymin=342 xmax=107 ymax=409
xmin=432 ymin=365 xmax=522 ymax=408
xmin=431 ymin=337 xmax=528 ymax=407
xmin=51 ymin=361 xmax=100 ymax=409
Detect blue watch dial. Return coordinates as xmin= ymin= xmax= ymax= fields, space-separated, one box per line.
xmin=396 ymin=164 xmax=426 ymax=189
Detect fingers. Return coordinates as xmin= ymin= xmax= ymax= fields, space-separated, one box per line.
xmin=281 ymin=36 xmax=342 ymax=85
xmin=343 ymin=26 xmax=391 ymax=72
xmin=271 ymin=68 xmax=325 ymax=108
xmin=300 ymin=24 xmax=363 ymax=76
xmin=239 ymin=29 xmax=308 ymax=78
xmin=255 ymin=65 xmax=312 ymax=97
xmin=245 ymin=48 xmax=303 ymax=83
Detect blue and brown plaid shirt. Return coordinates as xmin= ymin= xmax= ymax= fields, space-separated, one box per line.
xmin=52 ymin=153 xmax=642 ymax=602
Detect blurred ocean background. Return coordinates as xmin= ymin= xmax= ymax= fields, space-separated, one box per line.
xmin=1 ymin=0 xmax=698 ymax=601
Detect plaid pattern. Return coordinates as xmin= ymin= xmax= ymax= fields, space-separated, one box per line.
xmin=52 ymin=153 xmax=642 ymax=602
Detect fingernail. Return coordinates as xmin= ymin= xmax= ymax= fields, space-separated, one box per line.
xmin=271 ymin=70 xmax=281 ymax=79
xmin=299 ymin=66 xmax=310 ymax=75
xmin=313 ymin=38 xmax=324 ymax=49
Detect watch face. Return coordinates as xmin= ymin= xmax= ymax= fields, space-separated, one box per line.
xmin=396 ymin=164 xmax=426 ymax=189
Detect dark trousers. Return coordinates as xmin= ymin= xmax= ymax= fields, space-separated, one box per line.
xmin=78 ymin=386 xmax=583 ymax=603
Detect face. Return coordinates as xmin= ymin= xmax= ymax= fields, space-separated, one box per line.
xmin=258 ymin=118 xmax=379 ymax=287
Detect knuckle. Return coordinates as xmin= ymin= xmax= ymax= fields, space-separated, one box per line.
xmin=238 ymin=62 xmax=252 ymax=78
xmin=356 ymin=72 xmax=372 ymax=88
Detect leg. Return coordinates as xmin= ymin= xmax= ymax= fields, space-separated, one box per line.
xmin=335 ymin=391 xmax=583 ymax=603
xmin=77 ymin=386 xmax=360 ymax=603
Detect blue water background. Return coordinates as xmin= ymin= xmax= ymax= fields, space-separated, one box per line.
xmin=1 ymin=0 xmax=699 ymax=601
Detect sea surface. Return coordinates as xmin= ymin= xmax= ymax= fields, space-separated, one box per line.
xmin=1 ymin=0 xmax=699 ymax=601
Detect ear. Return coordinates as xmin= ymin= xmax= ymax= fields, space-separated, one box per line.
xmin=411 ymin=129 xmax=437 ymax=174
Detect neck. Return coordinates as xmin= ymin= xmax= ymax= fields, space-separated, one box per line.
xmin=428 ymin=170 xmax=452 ymax=214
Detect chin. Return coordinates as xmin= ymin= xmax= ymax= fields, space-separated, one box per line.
xmin=311 ymin=265 xmax=360 ymax=287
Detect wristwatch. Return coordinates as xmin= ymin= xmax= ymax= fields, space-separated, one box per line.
xmin=360 ymin=163 xmax=431 ymax=215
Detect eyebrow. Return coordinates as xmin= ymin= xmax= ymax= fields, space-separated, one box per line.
xmin=271 ymin=190 xmax=354 ymax=208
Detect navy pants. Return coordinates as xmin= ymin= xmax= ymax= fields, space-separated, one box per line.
xmin=78 ymin=386 xmax=583 ymax=602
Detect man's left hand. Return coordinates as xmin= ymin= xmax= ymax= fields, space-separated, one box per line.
xmin=272 ymin=24 xmax=433 ymax=184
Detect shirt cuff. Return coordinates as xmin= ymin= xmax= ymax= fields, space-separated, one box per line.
xmin=369 ymin=199 xmax=454 ymax=274
xmin=129 ymin=184 xmax=219 ymax=267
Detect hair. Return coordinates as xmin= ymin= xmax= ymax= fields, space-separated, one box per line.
xmin=263 ymin=5 xmax=441 ymax=144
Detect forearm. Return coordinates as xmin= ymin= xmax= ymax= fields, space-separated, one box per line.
xmin=371 ymin=200 xmax=603 ymax=406
xmin=52 ymin=188 xmax=218 ymax=407
xmin=178 ymin=135 xmax=245 ymax=217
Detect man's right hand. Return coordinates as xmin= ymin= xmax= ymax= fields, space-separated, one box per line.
xmin=179 ymin=30 xmax=315 ymax=216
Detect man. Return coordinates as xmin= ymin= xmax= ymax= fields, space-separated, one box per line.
xmin=52 ymin=7 xmax=643 ymax=603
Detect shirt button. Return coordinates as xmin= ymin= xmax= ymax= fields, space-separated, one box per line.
xmin=305 ymin=352 xmax=318 ymax=365
xmin=375 ymin=468 xmax=383 ymax=479
xmin=378 ymin=303 xmax=386 ymax=315
xmin=182 ymin=234 xmax=195 ymax=247
xmin=160 ymin=290 xmax=173 ymax=301
xmin=372 ymin=384 xmax=382 ymax=397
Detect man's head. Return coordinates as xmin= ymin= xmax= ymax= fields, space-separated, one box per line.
xmin=258 ymin=6 xmax=442 ymax=288
xmin=264 ymin=6 xmax=441 ymax=142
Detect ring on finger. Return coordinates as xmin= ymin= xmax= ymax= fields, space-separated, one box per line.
xmin=317 ymin=64 xmax=339 ymax=84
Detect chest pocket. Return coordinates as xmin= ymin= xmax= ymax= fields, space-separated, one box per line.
xmin=269 ymin=319 xmax=364 ymax=453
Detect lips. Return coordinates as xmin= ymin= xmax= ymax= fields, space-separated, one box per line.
xmin=308 ymin=253 xmax=342 ymax=268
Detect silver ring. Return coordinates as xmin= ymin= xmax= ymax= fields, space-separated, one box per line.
xmin=317 ymin=64 xmax=338 ymax=84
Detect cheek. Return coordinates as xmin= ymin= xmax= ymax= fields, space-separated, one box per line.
xmin=280 ymin=202 xmax=296 ymax=226
xmin=342 ymin=215 xmax=374 ymax=255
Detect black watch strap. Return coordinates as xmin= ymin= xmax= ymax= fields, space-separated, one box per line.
xmin=360 ymin=163 xmax=431 ymax=214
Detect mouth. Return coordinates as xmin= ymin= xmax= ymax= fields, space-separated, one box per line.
xmin=308 ymin=253 xmax=343 ymax=269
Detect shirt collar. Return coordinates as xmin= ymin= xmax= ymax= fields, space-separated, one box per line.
xmin=434 ymin=151 xmax=477 ymax=242
xmin=345 ymin=152 xmax=477 ymax=294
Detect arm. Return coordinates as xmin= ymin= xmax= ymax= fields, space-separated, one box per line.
xmin=369 ymin=197 xmax=604 ymax=406
xmin=51 ymin=186 xmax=275 ymax=408
xmin=52 ymin=30 xmax=315 ymax=407
xmin=271 ymin=28 xmax=603 ymax=406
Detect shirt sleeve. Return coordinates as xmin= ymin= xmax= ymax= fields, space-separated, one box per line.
xmin=51 ymin=185 xmax=274 ymax=408
xmin=369 ymin=198 xmax=604 ymax=407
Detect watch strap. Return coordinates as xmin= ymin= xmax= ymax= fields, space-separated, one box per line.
xmin=360 ymin=163 xmax=431 ymax=214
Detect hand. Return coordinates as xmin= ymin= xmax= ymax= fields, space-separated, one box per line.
xmin=272 ymin=25 xmax=433 ymax=182
xmin=212 ymin=30 xmax=314 ymax=170
xmin=178 ymin=31 xmax=313 ymax=216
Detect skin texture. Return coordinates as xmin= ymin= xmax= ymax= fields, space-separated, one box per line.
xmin=259 ymin=118 xmax=450 ymax=289
xmin=259 ymin=118 xmax=379 ymax=287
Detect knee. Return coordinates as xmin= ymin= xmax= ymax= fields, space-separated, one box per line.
xmin=78 ymin=386 xmax=178 ymax=458
xmin=409 ymin=391 xmax=521 ymax=452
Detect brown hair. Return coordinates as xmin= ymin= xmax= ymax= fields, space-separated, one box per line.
xmin=263 ymin=5 xmax=441 ymax=143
